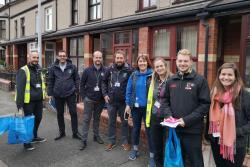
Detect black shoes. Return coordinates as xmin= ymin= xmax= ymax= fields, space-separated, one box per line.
xmin=80 ymin=141 xmax=87 ymax=151
xmin=24 ymin=143 xmax=35 ymax=151
xmin=54 ymin=133 xmax=66 ymax=140
xmin=94 ymin=136 xmax=104 ymax=144
xmin=31 ymin=137 xmax=47 ymax=144
xmin=72 ymin=133 xmax=82 ymax=140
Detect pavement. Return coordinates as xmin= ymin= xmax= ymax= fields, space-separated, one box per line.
xmin=0 ymin=90 xmax=148 ymax=167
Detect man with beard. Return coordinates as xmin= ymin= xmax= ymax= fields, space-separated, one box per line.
xmin=79 ymin=51 xmax=106 ymax=150
xmin=15 ymin=52 xmax=47 ymax=151
xmin=47 ymin=50 xmax=81 ymax=141
xmin=102 ymin=50 xmax=132 ymax=151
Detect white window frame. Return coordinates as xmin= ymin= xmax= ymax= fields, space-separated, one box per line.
xmin=45 ymin=7 xmax=53 ymax=31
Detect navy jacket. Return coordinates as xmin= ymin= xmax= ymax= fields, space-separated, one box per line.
xmin=16 ymin=64 xmax=43 ymax=108
xmin=163 ymin=70 xmax=211 ymax=134
xmin=80 ymin=65 xmax=106 ymax=102
xmin=47 ymin=59 xmax=80 ymax=98
xmin=102 ymin=63 xmax=132 ymax=104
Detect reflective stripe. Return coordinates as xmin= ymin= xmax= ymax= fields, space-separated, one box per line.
xmin=15 ymin=65 xmax=46 ymax=103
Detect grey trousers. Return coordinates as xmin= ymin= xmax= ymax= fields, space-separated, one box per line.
xmin=82 ymin=97 xmax=105 ymax=141
xmin=107 ymin=103 xmax=128 ymax=144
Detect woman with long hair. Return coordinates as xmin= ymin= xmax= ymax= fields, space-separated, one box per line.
xmin=145 ymin=57 xmax=172 ymax=167
xmin=208 ymin=63 xmax=250 ymax=166
xmin=125 ymin=54 xmax=155 ymax=166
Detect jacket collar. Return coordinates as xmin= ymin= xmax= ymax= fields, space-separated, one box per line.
xmin=172 ymin=69 xmax=196 ymax=80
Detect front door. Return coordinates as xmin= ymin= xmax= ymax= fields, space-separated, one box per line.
xmin=17 ymin=44 xmax=27 ymax=69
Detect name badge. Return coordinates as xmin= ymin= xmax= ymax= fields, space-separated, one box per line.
xmin=134 ymin=102 xmax=139 ymax=108
xmin=36 ymin=84 xmax=41 ymax=88
xmin=94 ymin=86 xmax=100 ymax=92
xmin=154 ymin=101 xmax=161 ymax=109
xmin=114 ymin=82 xmax=120 ymax=87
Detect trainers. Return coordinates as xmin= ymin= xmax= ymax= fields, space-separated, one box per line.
xmin=148 ymin=157 xmax=156 ymax=167
xmin=24 ymin=143 xmax=35 ymax=151
xmin=128 ymin=150 xmax=139 ymax=160
xmin=121 ymin=143 xmax=131 ymax=151
xmin=31 ymin=137 xmax=47 ymax=144
xmin=105 ymin=143 xmax=116 ymax=151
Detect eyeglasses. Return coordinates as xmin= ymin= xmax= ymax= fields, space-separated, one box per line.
xmin=58 ymin=55 xmax=67 ymax=58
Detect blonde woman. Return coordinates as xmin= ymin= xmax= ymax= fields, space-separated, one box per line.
xmin=146 ymin=57 xmax=172 ymax=167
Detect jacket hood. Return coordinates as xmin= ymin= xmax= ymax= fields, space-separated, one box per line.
xmin=54 ymin=59 xmax=73 ymax=67
xmin=135 ymin=68 xmax=153 ymax=76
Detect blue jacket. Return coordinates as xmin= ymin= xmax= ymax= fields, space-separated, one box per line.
xmin=47 ymin=59 xmax=80 ymax=98
xmin=125 ymin=68 xmax=152 ymax=108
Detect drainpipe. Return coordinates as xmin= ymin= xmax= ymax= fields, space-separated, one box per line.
xmin=55 ymin=0 xmax=57 ymax=31
xmin=197 ymin=0 xmax=223 ymax=79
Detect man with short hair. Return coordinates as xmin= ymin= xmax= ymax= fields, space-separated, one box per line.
xmin=164 ymin=49 xmax=210 ymax=167
xmin=102 ymin=50 xmax=132 ymax=151
xmin=79 ymin=51 xmax=106 ymax=150
xmin=47 ymin=50 xmax=81 ymax=140
xmin=16 ymin=52 xmax=47 ymax=151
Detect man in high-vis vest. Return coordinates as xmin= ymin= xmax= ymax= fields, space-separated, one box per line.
xmin=15 ymin=52 xmax=47 ymax=151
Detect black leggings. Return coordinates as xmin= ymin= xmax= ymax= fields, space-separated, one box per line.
xmin=210 ymin=138 xmax=246 ymax=167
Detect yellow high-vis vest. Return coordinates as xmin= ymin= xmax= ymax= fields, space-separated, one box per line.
xmin=15 ymin=65 xmax=46 ymax=103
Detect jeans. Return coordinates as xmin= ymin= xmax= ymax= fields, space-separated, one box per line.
xmin=107 ymin=103 xmax=128 ymax=144
xmin=131 ymin=107 xmax=154 ymax=153
xmin=82 ymin=97 xmax=105 ymax=141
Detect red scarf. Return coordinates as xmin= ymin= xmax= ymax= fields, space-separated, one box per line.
xmin=209 ymin=87 xmax=239 ymax=163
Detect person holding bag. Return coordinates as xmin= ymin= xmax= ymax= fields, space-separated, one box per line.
xmin=124 ymin=54 xmax=155 ymax=166
xmin=15 ymin=52 xmax=47 ymax=151
xmin=145 ymin=57 xmax=172 ymax=167
xmin=208 ymin=63 xmax=250 ymax=166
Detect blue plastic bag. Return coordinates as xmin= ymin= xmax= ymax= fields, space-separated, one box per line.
xmin=8 ymin=115 xmax=35 ymax=144
xmin=0 ymin=116 xmax=11 ymax=135
xmin=164 ymin=128 xmax=184 ymax=167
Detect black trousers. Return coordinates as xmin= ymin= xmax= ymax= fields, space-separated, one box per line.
xmin=150 ymin=117 xmax=167 ymax=167
xmin=210 ymin=138 xmax=246 ymax=167
xmin=23 ymin=100 xmax=43 ymax=138
xmin=177 ymin=133 xmax=204 ymax=167
xmin=54 ymin=94 xmax=78 ymax=135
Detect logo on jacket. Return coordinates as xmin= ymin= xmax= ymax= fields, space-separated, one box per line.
xmin=185 ymin=82 xmax=194 ymax=90
xmin=123 ymin=73 xmax=127 ymax=78
xmin=170 ymin=83 xmax=177 ymax=88
xmin=101 ymin=72 xmax=104 ymax=76
xmin=68 ymin=69 xmax=72 ymax=74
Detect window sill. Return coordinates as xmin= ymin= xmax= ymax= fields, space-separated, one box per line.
xmin=85 ymin=18 xmax=101 ymax=24
xmin=135 ymin=5 xmax=157 ymax=13
xmin=172 ymin=0 xmax=196 ymax=5
xmin=69 ymin=23 xmax=79 ymax=27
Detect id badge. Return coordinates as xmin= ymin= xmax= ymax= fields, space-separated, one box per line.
xmin=114 ymin=82 xmax=120 ymax=87
xmin=94 ymin=86 xmax=100 ymax=92
xmin=36 ymin=84 xmax=41 ymax=88
xmin=154 ymin=101 xmax=161 ymax=109
xmin=134 ymin=102 xmax=139 ymax=108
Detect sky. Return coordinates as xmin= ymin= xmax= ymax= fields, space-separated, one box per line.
xmin=0 ymin=0 xmax=4 ymax=5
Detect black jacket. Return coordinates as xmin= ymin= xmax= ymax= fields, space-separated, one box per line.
xmin=16 ymin=64 xmax=43 ymax=108
xmin=102 ymin=63 xmax=132 ymax=104
xmin=163 ymin=70 xmax=211 ymax=134
xmin=80 ymin=65 xmax=106 ymax=102
xmin=47 ymin=59 xmax=80 ymax=98
xmin=208 ymin=89 xmax=250 ymax=147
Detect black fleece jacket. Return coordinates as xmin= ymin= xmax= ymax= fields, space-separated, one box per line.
xmin=163 ymin=70 xmax=211 ymax=134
